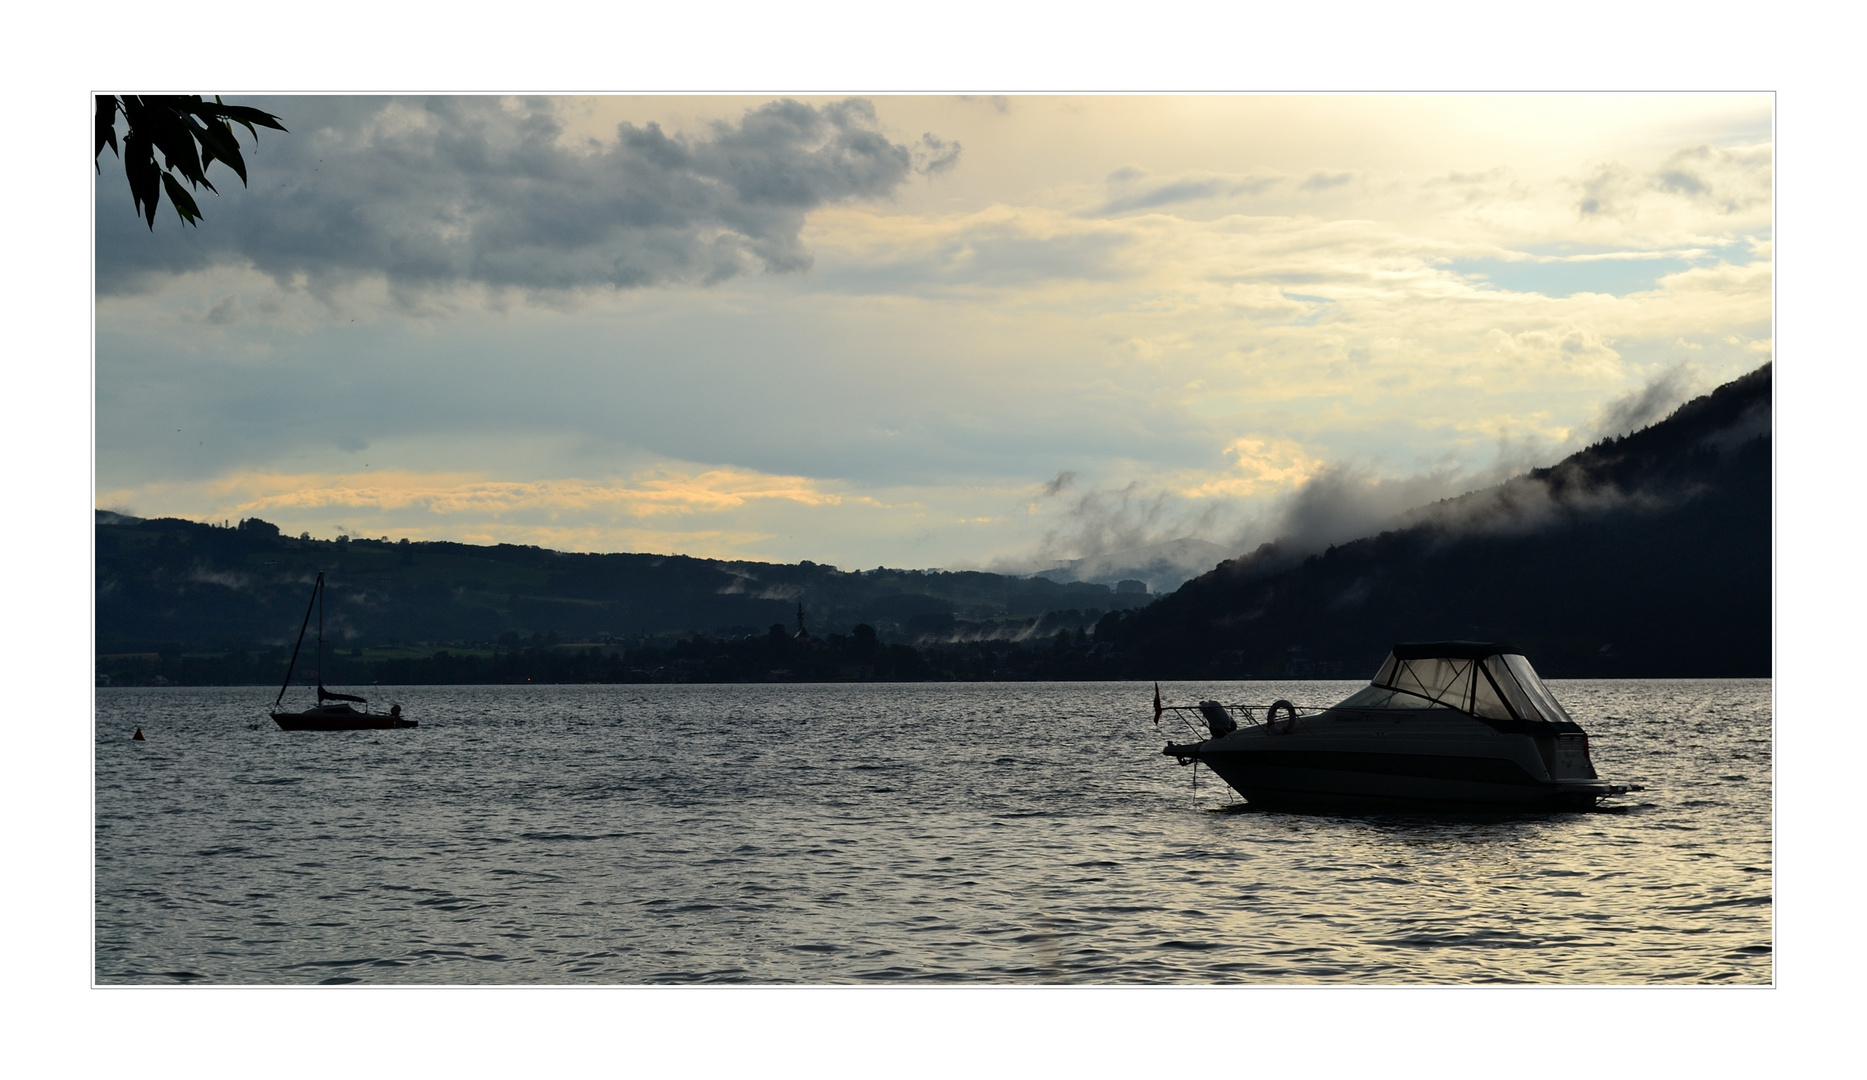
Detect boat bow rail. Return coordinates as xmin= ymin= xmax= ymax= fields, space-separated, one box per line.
xmin=1153 ymin=689 xmax=1333 ymax=752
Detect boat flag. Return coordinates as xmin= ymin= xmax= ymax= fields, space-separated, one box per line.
xmin=1153 ymin=683 xmax=1162 ymax=726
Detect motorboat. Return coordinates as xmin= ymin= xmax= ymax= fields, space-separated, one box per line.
xmin=269 ymin=571 xmax=415 ymax=731
xmin=1158 ymin=641 xmax=1635 ymax=809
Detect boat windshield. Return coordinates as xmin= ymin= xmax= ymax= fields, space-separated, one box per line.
xmin=1341 ymin=649 xmax=1574 ymax=723
xmin=1497 ymin=653 xmax=1574 ymax=724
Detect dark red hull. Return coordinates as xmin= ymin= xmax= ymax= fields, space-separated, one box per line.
xmin=272 ymin=712 xmax=417 ymax=731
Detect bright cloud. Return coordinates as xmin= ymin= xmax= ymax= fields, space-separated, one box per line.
xmin=236 ymin=467 xmax=864 ymax=516
xmin=102 ymin=466 xmax=872 ymax=529
xmin=1179 ymin=438 xmax=1325 ymax=498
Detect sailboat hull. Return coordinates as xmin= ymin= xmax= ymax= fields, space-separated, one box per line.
xmin=271 ymin=710 xmax=417 ymax=731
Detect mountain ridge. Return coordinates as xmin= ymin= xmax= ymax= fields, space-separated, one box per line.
xmin=94 ymin=517 xmax=1155 ymax=657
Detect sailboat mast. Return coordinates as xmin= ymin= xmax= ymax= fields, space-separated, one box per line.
xmin=275 ymin=571 xmax=323 ymax=709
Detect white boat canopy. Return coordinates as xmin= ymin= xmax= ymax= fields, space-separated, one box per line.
xmin=1334 ymin=642 xmax=1575 ymax=724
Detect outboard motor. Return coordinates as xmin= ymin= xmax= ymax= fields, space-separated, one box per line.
xmin=1198 ymin=700 xmax=1238 ymax=739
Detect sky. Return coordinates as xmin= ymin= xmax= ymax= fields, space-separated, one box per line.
xmin=94 ymin=94 xmax=1773 ymax=583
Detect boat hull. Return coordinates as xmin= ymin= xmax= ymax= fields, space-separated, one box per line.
xmin=272 ymin=712 xmax=417 ymax=731
xmin=1165 ymin=712 xmax=1620 ymax=811
xmin=1190 ymin=747 xmax=1611 ymax=810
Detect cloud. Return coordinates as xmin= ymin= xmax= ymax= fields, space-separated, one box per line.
xmin=1487 ymin=322 xmax=1623 ymax=377
xmin=997 ymin=440 xmax=1322 ymax=587
xmin=213 ymin=467 xmax=869 ymax=519
xmin=1588 ymin=363 xmax=1702 ymax=438
xmin=1195 ymin=459 xmax=1609 ymax=581
xmin=1039 ymin=470 xmax=1077 ymax=497
xmin=1227 ymin=366 xmax=1754 ymax=568
xmin=1178 ymin=438 xmax=1323 ymax=499
xmin=1006 ymin=479 xmax=1229 ymax=587
xmin=1651 ymin=144 xmax=1772 ymax=213
xmin=96 ymin=97 xmax=946 ymax=298
xmin=805 ymin=208 xmax=1137 ymax=294
xmin=1298 ymin=170 xmax=1355 ymax=192
xmin=1096 ymin=169 xmax=1283 ymax=215
xmin=91 ymin=466 xmax=873 ymax=536
xmin=1575 ymin=142 xmax=1770 ymax=220
xmin=1267 ymin=463 xmax=1484 ymax=554
xmin=204 ymin=296 xmax=242 ymax=324
xmin=1009 ymin=431 xmax=1663 ymax=592
xmin=1044 ymin=482 xmax=1176 ymax=554
xmin=1575 ymin=163 xmax=1635 ymax=217
xmin=912 ymin=133 xmax=963 ymax=176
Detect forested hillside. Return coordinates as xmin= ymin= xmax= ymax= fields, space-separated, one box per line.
xmin=95 ymin=519 xmax=1151 ymax=657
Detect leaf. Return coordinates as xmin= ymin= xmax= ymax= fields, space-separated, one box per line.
xmin=192 ymin=115 xmax=233 ymax=157
xmin=193 ymin=119 xmax=247 ymax=184
xmin=109 ymin=94 xmax=285 ymax=227
xmin=123 ymin=131 xmax=161 ymax=228
xmin=219 ymin=104 xmax=288 ymax=133
xmin=94 ymin=96 xmax=120 ymax=163
xmin=161 ymin=173 xmax=203 ymax=226
xmin=148 ymin=118 xmax=208 ymax=187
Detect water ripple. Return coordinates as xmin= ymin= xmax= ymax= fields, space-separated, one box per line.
xmin=95 ymin=679 xmax=1771 ymax=984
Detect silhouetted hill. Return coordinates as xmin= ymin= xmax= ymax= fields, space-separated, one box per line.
xmin=1095 ymin=364 xmax=1772 ymax=678
xmin=94 ymin=518 xmax=1153 ymax=659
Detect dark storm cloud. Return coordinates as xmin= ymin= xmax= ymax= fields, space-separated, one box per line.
xmin=96 ymin=96 xmax=942 ymax=296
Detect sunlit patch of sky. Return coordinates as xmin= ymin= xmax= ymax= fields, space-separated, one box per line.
xmin=1447 ymin=255 xmax=1692 ymax=298
xmin=1447 ymin=242 xmax=1758 ymax=298
xmin=1516 ymin=239 xmax=1762 ymax=263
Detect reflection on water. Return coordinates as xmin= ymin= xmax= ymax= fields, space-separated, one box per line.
xmin=94 ymin=679 xmax=1771 ymax=984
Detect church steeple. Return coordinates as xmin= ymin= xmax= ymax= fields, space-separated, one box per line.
xmin=794 ymin=602 xmax=810 ymax=639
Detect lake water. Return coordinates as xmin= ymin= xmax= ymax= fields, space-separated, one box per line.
xmin=94 ymin=679 xmax=1772 ymax=984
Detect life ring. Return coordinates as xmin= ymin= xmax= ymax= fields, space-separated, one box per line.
xmin=1266 ymin=699 xmax=1299 ymax=735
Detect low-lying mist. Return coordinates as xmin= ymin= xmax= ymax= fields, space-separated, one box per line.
xmin=992 ymin=363 xmax=1733 ymax=593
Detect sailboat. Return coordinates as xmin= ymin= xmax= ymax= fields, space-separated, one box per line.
xmin=270 ymin=571 xmax=415 ymax=731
